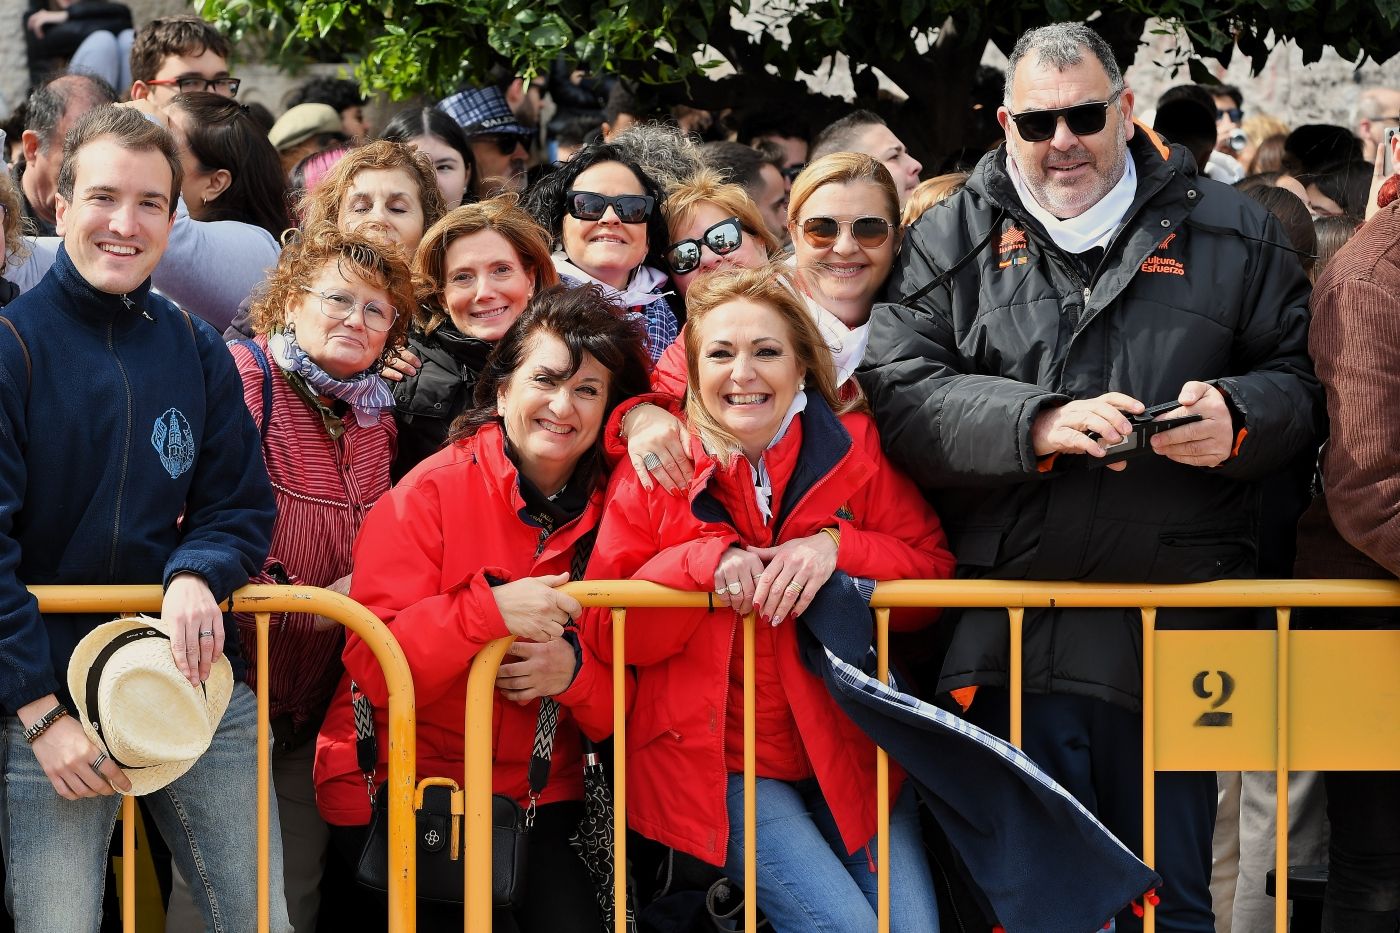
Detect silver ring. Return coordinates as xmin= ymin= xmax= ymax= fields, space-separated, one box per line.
xmin=90 ymin=752 xmax=108 ymax=772
xmin=714 ymin=587 xmax=727 ymax=597
xmin=726 ymin=581 xmax=742 ymax=596
xmin=641 ymin=452 xmax=663 ymax=471
xmin=198 ymin=630 xmax=214 ymax=638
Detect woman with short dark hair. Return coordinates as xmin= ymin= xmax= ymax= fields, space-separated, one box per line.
xmin=316 ymin=284 xmax=653 ymax=932
xmin=523 ymin=142 xmax=680 ymax=361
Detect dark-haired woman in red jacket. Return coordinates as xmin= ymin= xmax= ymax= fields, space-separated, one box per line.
xmin=314 ymin=283 xmax=653 ymax=932
xmin=587 ymin=265 xmax=955 ymax=933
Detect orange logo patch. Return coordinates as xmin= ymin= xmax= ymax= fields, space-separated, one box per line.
xmin=1142 ymin=231 xmax=1185 ymax=275
xmin=999 ymin=225 xmax=1028 ymax=255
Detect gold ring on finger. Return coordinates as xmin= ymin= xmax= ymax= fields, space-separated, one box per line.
xmin=786 ymin=580 xmax=804 ymax=594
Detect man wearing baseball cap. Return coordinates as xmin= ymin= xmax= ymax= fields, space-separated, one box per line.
xmin=438 ymin=84 xmax=534 ymax=197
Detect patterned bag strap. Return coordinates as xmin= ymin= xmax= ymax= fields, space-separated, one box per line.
xmin=524 ymin=526 xmax=598 ymax=826
xmin=351 ymin=680 xmax=378 ymax=805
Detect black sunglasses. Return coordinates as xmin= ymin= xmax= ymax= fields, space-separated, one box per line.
xmin=1009 ymin=90 xmax=1123 ymax=143
xmin=564 ymin=190 xmax=656 ymax=224
xmin=665 ymin=217 xmax=744 ymax=275
xmin=1215 ymin=107 xmax=1243 ymax=123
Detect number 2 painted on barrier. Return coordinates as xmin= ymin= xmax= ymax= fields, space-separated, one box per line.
xmin=1192 ymin=670 xmax=1235 ymax=727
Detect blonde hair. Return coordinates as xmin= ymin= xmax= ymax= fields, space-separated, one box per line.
xmin=682 ymin=264 xmax=850 ymax=458
xmin=664 ymin=168 xmax=779 ymax=256
xmin=297 ymin=140 xmax=446 ymax=236
xmin=245 ymin=222 xmax=415 ymax=353
xmin=0 ymin=171 xmax=27 ymax=268
xmin=901 ymin=172 xmax=969 ymax=227
xmin=788 ymin=152 xmax=899 ymax=230
xmin=413 ymin=196 xmax=560 ymax=335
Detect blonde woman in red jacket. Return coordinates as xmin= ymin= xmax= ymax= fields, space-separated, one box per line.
xmin=314 ymin=284 xmax=652 ymax=931
xmin=588 ymin=265 xmax=955 ymax=933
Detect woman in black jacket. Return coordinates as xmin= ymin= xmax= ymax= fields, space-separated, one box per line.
xmin=393 ymin=196 xmax=559 ymax=478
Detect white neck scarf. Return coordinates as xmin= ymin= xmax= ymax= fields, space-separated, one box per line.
xmin=551 ymin=253 xmax=672 ymax=308
xmin=1008 ymin=152 xmax=1137 ymax=255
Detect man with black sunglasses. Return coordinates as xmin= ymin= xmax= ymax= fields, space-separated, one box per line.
xmin=859 ymin=21 xmax=1320 ymax=933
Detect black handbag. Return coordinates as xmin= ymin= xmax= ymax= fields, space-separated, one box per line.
xmin=350 ymin=681 xmax=558 ymax=908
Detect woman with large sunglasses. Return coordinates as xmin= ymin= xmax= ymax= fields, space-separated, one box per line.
xmin=615 ymin=154 xmax=901 ymax=493
xmin=523 ymin=142 xmax=680 ymax=362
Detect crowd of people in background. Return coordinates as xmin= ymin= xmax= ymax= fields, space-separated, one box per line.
xmin=1 ymin=11 xmax=1400 ymax=933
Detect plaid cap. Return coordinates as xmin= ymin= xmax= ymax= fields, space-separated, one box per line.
xmin=437 ymin=85 xmax=531 ymax=139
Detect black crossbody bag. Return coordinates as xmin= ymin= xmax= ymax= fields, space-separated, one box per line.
xmin=352 ymin=680 xmax=558 ymax=908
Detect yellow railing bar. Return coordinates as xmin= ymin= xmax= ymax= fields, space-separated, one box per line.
xmin=1275 ymin=607 xmax=1291 ymax=933
xmin=743 ymin=611 xmax=757 ymax=933
xmin=256 ymin=611 xmax=272 ymax=933
xmin=1008 ymin=607 xmax=1024 ymax=748
xmin=875 ymin=607 xmax=891 ymax=933
xmin=612 ymin=608 xmax=628 ymax=933
xmin=1142 ymin=607 xmax=1157 ymax=933
xmin=461 ymin=579 xmax=1400 ymax=933
xmin=122 ymin=796 xmax=135 ymax=931
xmin=464 ymin=636 xmax=515 ymax=930
xmin=28 ymin=584 xmax=418 ymax=933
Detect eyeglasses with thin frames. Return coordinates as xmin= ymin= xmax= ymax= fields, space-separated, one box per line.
xmin=300 ymin=286 xmax=398 ymax=333
xmin=144 ymin=76 xmax=241 ymax=97
xmin=795 ymin=216 xmax=892 ymax=250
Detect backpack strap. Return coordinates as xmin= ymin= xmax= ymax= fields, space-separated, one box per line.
xmin=232 ymin=338 xmax=274 ymax=435
xmin=0 ymin=317 xmax=30 ymax=394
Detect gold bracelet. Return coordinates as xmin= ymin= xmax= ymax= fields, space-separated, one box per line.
xmin=820 ymin=526 xmax=841 ymax=551
xmin=619 ymin=402 xmax=657 ymax=439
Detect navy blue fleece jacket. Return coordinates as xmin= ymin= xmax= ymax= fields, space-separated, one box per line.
xmin=0 ymin=245 xmax=275 ymax=712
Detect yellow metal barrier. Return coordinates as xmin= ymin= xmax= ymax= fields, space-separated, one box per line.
xmin=462 ymin=578 xmax=1400 ymax=933
xmin=28 ymin=584 xmax=420 ymax=933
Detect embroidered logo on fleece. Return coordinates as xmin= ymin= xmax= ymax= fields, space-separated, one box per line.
xmin=997 ymin=224 xmax=1030 ymax=269
xmin=151 ymin=408 xmax=195 ymax=479
xmin=1141 ymin=232 xmax=1185 ymax=276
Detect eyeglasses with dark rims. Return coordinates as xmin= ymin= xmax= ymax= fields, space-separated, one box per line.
xmin=665 ymin=217 xmax=745 ymax=275
xmin=145 ymin=76 xmax=241 ymax=97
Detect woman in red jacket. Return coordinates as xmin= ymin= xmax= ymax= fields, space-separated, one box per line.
xmin=588 ymin=265 xmax=954 ymax=932
xmin=314 ymin=284 xmax=652 ymax=931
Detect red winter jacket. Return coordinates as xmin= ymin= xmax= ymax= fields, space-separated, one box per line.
xmin=314 ymin=423 xmax=613 ymax=825
xmin=586 ymin=398 xmax=953 ymax=866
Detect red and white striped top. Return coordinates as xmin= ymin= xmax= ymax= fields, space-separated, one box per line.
xmin=230 ymin=337 xmax=395 ymax=733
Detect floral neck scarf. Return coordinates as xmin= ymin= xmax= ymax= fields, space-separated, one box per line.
xmin=268 ymin=330 xmax=395 ymax=431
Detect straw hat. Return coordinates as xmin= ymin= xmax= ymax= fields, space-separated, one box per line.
xmin=66 ymin=615 xmax=233 ymax=796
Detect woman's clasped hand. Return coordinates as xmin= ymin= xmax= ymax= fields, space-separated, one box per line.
xmin=713 ymin=532 xmax=838 ymax=625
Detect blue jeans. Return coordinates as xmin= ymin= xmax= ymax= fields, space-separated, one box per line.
xmin=721 ymin=773 xmax=939 ymax=933
xmin=0 ymin=683 xmax=291 ymax=933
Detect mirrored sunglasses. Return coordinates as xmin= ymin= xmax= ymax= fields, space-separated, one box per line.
xmin=665 ymin=217 xmax=744 ymax=275
xmin=564 ymin=190 xmax=656 ymax=224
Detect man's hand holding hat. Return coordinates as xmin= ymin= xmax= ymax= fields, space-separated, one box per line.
xmin=17 ymin=694 xmax=132 ymax=799
xmin=163 ymin=572 xmax=225 ymax=686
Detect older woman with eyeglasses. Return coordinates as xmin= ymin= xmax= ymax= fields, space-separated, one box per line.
xmin=217 ymin=222 xmax=413 ymax=933
xmin=615 ymin=155 xmax=901 ymax=493
xmin=523 ymin=142 xmax=680 ymax=361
